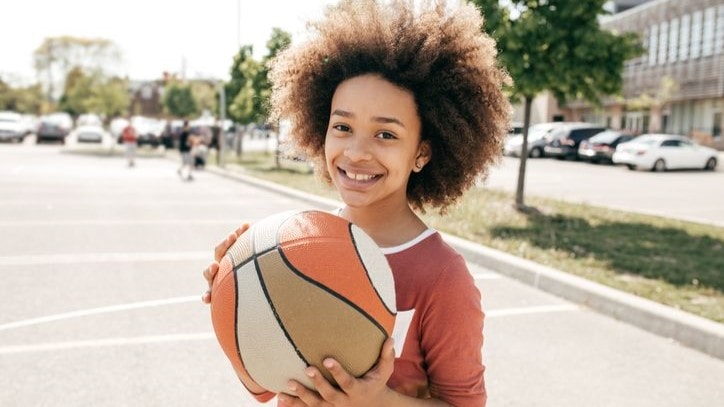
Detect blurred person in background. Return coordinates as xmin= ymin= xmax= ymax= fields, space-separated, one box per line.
xmin=121 ymin=118 xmax=138 ymax=167
xmin=177 ymin=120 xmax=194 ymax=181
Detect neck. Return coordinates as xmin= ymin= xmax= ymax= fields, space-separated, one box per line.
xmin=340 ymin=203 xmax=427 ymax=248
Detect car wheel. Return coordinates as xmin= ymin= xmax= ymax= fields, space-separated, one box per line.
xmin=653 ymin=159 xmax=666 ymax=172
xmin=529 ymin=147 xmax=543 ymax=158
xmin=626 ymin=164 xmax=636 ymax=171
xmin=705 ymin=157 xmax=717 ymax=171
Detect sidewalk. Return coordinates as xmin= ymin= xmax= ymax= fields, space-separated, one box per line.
xmin=204 ymin=164 xmax=724 ymax=360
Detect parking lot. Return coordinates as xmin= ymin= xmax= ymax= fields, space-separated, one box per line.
xmin=1 ymin=144 xmax=722 ymax=407
xmin=482 ymin=154 xmax=724 ymax=227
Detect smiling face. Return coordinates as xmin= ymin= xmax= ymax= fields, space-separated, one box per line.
xmin=325 ymin=74 xmax=430 ymax=214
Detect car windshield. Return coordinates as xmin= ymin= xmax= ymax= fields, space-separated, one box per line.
xmin=588 ymin=130 xmax=620 ymax=144
xmin=628 ymin=136 xmax=659 ymax=146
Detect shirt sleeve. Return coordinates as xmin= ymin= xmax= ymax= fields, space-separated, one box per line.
xmin=420 ymin=253 xmax=486 ymax=407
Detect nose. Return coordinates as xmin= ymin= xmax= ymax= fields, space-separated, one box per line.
xmin=344 ymin=135 xmax=373 ymax=162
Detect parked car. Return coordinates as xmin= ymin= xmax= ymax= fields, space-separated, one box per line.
xmin=76 ymin=113 xmax=103 ymax=127
xmin=507 ymin=121 xmax=524 ymax=137
xmin=503 ymin=122 xmax=568 ymax=158
xmin=131 ymin=116 xmax=164 ymax=147
xmin=37 ymin=112 xmax=73 ymax=143
xmin=578 ymin=130 xmax=636 ymax=163
xmin=612 ymin=134 xmax=718 ymax=172
xmin=543 ymin=123 xmax=607 ymax=160
xmin=0 ymin=111 xmax=27 ymax=142
xmin=68 ymin=125 xmax=111 ymax=144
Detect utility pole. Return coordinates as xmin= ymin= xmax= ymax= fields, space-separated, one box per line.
xmin=218 ymin=80 xmax=226 ymax=167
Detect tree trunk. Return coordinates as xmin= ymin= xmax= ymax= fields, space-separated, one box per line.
xmin=515 ymin=95 xmax=533 ymax=211
xmin=235 ymin=127 xmax=243 ymax=158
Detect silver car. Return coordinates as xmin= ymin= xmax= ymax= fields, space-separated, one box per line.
xmin=503 ymin=122 xmax=568 ymax=158
xmin=0 ymin=111 xmax=27 ymax=142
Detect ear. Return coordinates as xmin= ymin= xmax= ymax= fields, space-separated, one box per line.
xmin=413 ymin=141 xmax=432 ymax=173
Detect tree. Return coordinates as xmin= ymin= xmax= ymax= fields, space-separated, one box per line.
xmin=224 ymin=45 xmax=254 ymax=119
xmin=470 ymin=0 xmax=643 ymax=210
xmin=190 ymin=80 xmax=218 ymax=116
xmin=58 ymin=68 xmax=130 ymax=117
xmin=227 ymin=29 xmax=292 ymax=125
xmin=259 ymin=28 xmax=292 ymax=121
xmin=163 ymin=82 xmax=198 ymax=118
xmin=33 ymin=36 xmax=121 ymax=102
xmin=228 ymin=56 xmax=263 ymax=124
xmin=0 ymin=79 xmax=44 ymax=113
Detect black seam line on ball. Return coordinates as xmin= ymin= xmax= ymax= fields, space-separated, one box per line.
xmin=231 ymin=245 xmax=277 ymax=273
xmin=348 ymin=222 xmax=396 ymax=317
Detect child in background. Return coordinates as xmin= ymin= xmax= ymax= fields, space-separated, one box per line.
xmin=203 ymin=1 xmax=510 ymax=405
xmin=120 ymin=118 xmax=137 ymax=167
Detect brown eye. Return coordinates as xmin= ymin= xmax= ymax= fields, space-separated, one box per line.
xmin=376 ymin=131 xmax=397 ymax=140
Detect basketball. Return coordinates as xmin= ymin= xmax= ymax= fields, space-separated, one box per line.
xmin=210 ymin=209 xmax=396 ymax=397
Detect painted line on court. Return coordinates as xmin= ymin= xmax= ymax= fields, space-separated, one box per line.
xmin=0 ymin=219 xmax=243 ymax=227
xmin=0 ymin=296 xmax=199 ymax=332
xmin=0 ymin=251 xmax=210 ymax=266
xmin=0 ymin=333 xmax=215 ymax=355
xmin=0 ymin=304 xmax=581 ymax=355
xmin=487 ymin=304 xmax=580 ymax=318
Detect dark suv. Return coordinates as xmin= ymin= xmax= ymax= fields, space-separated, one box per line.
xmin=543 ymin=123 xmax=606 ymax=160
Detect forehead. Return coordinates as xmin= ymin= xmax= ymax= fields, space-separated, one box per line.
xmin=331 ymin=74 xmax=419 ymax=121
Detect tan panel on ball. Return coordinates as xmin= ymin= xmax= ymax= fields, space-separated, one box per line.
xmin=234 ymin=260 xmax=313 ymax=393
xmin=258 ymin=250 xmax=387 ymax=382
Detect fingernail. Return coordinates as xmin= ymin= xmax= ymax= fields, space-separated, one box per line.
xmin=287 ymin=381 xmax=297 ymax=391
xmin=305 ymin=368 xmax=315 ymax=378
xmin=323 ymin=359 xmax=334 ymax=368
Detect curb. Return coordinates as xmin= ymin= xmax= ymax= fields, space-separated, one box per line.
xmin=206 ymin=165 xmax=724 ymax=360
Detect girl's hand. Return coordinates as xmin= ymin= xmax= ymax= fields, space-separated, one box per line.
xmin=201 ymin=224 xmax=250 ymax=304
xmin=278 ymin=338 xmax=396 ymax=407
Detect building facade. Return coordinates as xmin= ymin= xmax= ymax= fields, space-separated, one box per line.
xmin=565 ymin=0 xmax=724 ymax=148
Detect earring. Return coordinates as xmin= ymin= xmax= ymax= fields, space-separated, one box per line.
xmin=415 ymin=161 xmax=423 ymax=170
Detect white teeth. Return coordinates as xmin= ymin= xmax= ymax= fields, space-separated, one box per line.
xmin=345 ymin=171 xmax=376 ymax=181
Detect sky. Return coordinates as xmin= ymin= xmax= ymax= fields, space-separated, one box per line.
xmin=1 ymin=0 xmax=337 ymax=85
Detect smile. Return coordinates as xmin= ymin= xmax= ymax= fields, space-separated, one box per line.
xmin=339 ymin=168 xmax=382 ymax=183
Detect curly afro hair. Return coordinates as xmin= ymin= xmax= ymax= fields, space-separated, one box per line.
xmin=269 ymin=0 xmax=510 ymax=211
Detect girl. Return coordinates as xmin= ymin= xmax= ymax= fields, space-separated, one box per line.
xmin=203 ymin=1 xmax=510 ymax=405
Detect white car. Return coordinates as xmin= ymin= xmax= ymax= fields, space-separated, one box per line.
xmin=76 ymin=113 xmax=103 ymax=127
xmin=0 ymin=111 xmax=27 ymax=142
xmin=612 ymin=134 xmax=718 ymax=172
xmin=66 ymin=125 xmax=113 ymax=147
xmin=503 ymin=122 xmax=569 ymax=158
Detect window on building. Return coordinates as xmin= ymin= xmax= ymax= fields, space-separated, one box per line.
xmin=643 ymin=115 xmax=650 ymax=134
xmin=658 ymin=21 xmax=669 ymax=64
xmin=714 ymin=112 xmax=722 ymax=138
xmin=680 ymin=14 xmax=691 ymax=60
xmin=703 ymin=7 xmax=716 ymax=56
xmin=662 ymin=114 xmax=669 ymax=133
xmin=649 ymin=24 xmax=659 ymax=66
xmin=691 ymin=10 xmax=703 ymax=59
xmin=668 ymin=18 xmax=679 ymax=62
xmin=717 ymin=6 xmax=724 ymax=54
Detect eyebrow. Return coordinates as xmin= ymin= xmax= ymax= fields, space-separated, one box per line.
xmin=331 ymin=109 xmax=405 ymax=128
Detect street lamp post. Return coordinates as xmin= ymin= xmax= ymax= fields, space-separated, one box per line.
xmin=218 ymin=81 xmax=226 ymax=167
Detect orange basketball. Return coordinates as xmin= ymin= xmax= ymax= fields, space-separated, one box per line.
xmin=210 ymin=209 xmax=396 ymax=398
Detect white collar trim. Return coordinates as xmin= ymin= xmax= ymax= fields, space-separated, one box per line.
xmin=380 ymin=228 xmax=437 ymax=255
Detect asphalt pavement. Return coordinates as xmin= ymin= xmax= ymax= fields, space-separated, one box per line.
xmin=0 ymin=144 xmax=722 ymax=407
